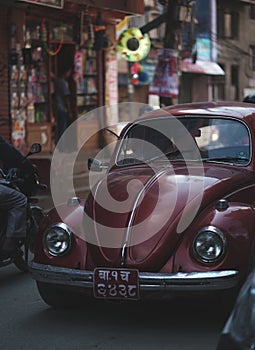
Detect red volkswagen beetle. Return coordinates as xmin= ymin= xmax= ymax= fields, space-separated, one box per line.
xmin=30 ymin=102 xmax=255 ymax=307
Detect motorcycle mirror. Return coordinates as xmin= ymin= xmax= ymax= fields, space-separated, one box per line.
xmin=29 ymin=143 xmax=42 ymax=155
xmin=22 ymin=143 xmax=42 ymax=163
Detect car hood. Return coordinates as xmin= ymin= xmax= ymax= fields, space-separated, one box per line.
xmin=84 ymin=163 xmax=251 ymax=270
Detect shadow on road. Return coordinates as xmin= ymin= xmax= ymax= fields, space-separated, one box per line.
xmin=0 ymin=266 xmax=234 ymax=350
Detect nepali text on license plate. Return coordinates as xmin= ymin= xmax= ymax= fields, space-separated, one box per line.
xmin=93 ymin=267 xmax=140 ymax=300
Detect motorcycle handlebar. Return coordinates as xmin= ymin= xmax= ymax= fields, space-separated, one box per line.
xmin=0 ymin=167 xmax=47 ymax=193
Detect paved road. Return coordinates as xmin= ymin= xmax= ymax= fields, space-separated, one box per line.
xmin=0 ymin=265 xmax=232 ymax=350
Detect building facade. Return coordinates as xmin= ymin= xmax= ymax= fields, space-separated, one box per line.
xmin=217 ymin=0 xmax=255 ymax=101
xmin=138 ymin=0 xmax=225 ymax=104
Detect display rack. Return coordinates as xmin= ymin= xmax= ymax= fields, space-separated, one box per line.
xmin=11 ymin=18 xmax=52 ymax=152
xmin=76 ymin=48 xmax=98 ymax=116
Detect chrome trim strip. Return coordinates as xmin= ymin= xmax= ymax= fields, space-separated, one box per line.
xmin=225 ymin=183 xmax=255 ymax=200
xmin=120 ymin=167 xmax=170 ymax=267
xmin=29 ymin=262 xmax=239 ymax=292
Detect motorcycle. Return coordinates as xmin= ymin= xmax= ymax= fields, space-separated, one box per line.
xmin=0 ymin=143 xmax=46 ymax=272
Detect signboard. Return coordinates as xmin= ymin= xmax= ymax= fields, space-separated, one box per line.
xmin=196 ymin=38 xmax=211 ymax=61
xmin=180 ymin=0 xmax=214 ymax=61
xmin=19 ymin=0 xmax=64 ymax=9
xmin=105 ymin=48 xmax=118 ymax=124
xmin=149 ymin=49 xmax=179 ymax=98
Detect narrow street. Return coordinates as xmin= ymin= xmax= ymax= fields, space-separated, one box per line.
xmin=0 ymin=265 xmax=232 ymax=350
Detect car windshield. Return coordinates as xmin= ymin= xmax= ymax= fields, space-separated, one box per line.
xmin=116 ymin=116 xmax=251 ymax=166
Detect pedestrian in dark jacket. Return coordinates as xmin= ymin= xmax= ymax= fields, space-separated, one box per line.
xmin=0 ymin=136 xmax=34 ymax=258
xmin=54 ymin=65 xmax=73 ymax=152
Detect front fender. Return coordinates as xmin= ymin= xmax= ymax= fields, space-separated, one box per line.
xmin=34 ymin=200 xmax=88 ymax=269
xmin=170 ymin=203 xmax=255 ymax=278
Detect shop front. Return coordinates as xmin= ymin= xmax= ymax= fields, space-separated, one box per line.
xmin=179 ymin=59 xmax=225 ymax=103
xmin=0 ymin=0 xmax=144 ymax=154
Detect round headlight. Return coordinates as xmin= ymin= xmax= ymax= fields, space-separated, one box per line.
xmin=193 ymin=226 xmax=226 ymax=263
xmin=43 ymin=223 xmax=72 ymax=256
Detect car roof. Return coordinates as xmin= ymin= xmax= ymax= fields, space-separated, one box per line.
xmin=135 ymin=101 xmax=255 ymax=122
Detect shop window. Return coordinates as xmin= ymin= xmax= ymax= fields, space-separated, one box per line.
xmin=217 ymin=9 xmax=239 ymax=39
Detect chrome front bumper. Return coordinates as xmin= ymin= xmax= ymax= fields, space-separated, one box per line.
xmin=29 ymin=261 xmax=239 ymax=293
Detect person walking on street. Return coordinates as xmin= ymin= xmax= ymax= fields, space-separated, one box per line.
xmin=54 ymin=64 xmax=73 ymax=151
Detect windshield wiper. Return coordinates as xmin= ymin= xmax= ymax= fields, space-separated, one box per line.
xmin=145 ymin=150 xmax=183 ymax=162
xmin=203 ymin=156 xmax=249 ymax=163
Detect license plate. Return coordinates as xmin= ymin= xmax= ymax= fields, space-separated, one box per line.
xmin=93 ymin=267 xmax=140 ymax=300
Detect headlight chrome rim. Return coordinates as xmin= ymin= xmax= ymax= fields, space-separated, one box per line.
xmin=193 ymin=226 xmax=226 ymax=263
xmin=43 ymin=222 xmax=72 ymax=257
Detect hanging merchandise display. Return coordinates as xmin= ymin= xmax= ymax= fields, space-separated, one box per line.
xmin=9 ymin=23 xmax=27 ymax=151
xmin=117 ymin=27 xmax=151 ymax=62
xmin=149 ymin=48 xmax=179 ymax=98
xmin=130 ymin=62 xmax=149 ymax=85
xmin=41 ymin=18 xmax=64 ymax=56
xmin=10 ymin=18 xmax=52 ymax=152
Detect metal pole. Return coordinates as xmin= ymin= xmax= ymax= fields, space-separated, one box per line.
xmin=164 ymin=0 xmax=179 ymax=49
xmin=159 ymin=0 xmax=179 ymax=106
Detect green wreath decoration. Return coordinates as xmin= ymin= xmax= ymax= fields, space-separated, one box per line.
xmin=117 ymin=27 xmax=151 ymax=62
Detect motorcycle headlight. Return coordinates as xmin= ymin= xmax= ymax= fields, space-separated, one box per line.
xmin=193 ymin=226 xmax=226 ymax=263
xmin=43 ymin=223 xmax=72 ymax=256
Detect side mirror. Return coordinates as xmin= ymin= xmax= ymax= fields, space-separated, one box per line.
xmin=88 ymin=158 xmax=109 ymax=172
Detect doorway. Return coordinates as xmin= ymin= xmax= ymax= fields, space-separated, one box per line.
xmin=50 ymin=43 xmax=77 ymax=148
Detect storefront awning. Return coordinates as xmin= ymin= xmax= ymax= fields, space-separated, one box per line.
xmin=181 ymin=59 xmax=225 ymax=76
